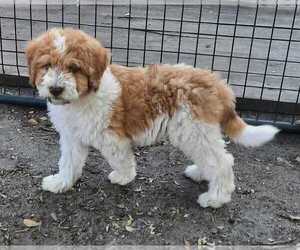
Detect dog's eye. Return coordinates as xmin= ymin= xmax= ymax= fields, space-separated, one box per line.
xmin=68 ymin=63 xmax=80 ymax=73
xmin=42 ymin=63 xmax=51 ymax=70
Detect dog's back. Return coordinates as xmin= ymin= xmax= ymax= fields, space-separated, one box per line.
xmin=110 ymin=63 xmax=278 ymax=147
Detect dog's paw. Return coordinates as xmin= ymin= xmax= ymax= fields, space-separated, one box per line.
xmin=197 ymin=192 xmax=231 ymax=208
xmin=42 ymin=174 xmax=73 ymax=193
xmin=108 ymin=169 xmax=136 ymax=186
xmin=184 ymin=164 xmax=204 ymax=182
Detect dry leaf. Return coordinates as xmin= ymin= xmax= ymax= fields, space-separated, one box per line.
xmin=23 ymin=219 xmax=41 ymax=227
xmin=134 ymin=186 xmax=142 ymax=192
xmin=28 ymin=118 xmax=38 ymax=126
xmin=198 ymin=237 xmax=207 ymax=246
xmin=39 ymin=116 xmax=48 ymax=121
xmin=112 ymin=222 xmax=120 ymax=229
xmin=126 ymin=215 xmax=134 ymax=226
xmin=125 ymin=225 xmax=136 ymax=232
xmin=149 ymin=224 xmax=156 ymax=235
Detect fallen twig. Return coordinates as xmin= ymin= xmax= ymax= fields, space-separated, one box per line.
xmin=256 ymin=238 xmax=296 ymax=245
xmin=278 ymin=213 xmax=300 ymax=221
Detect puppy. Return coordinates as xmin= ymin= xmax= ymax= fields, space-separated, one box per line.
xmin=26 ymin=28 xmax=279 ymax=208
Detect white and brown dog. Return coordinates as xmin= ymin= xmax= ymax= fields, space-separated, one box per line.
xmin=26 ymin=28 xmax=279 ymax=208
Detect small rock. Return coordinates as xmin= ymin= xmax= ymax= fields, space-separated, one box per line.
xmin=217 ymin=225 xmax=224 ymax=230
xmin=50 ymin=212 xmax=58 ymax=222
xmin=277 ymin=157 xmax=283 ymax=162
xmin=28 ymin=118 xmax=38 ymax=126
xmin=228 ymin=217 xmax=235 ymax=224
xmin=132 ymin=218 xmax=146 ymax=231
xmin=250 ymin=189 xmax=255 ymax=194
xmin=117 ymin=203 xmax=125 ymax=209
xmin=296 ymin=156 xmax=300 ymax=163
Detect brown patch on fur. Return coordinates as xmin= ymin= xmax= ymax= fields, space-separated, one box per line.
xmin=109 ymin=63 xmax=245 ymax=139
xmin=222 ymin=111 xmax=247 ymax=139
xmin=108 ymin=64 xmax=176 ymax=138
xmin=62 ymin=28 xmax=109 ymax=93
xmin=25 ymin=28 xmax=109 ymax=95
xmin=25 ymin=34 xmax=55 ymax=86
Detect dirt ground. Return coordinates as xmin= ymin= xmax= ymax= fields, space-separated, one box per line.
xmin=0 ymin=103 xmax=299 ymax=246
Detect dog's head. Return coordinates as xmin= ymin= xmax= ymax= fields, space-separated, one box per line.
xmin=25 ymin=28 xmax=109 ymax=105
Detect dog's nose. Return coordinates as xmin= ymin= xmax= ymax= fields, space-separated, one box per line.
xmin=49 ymin=86 xmax=64 ymax=97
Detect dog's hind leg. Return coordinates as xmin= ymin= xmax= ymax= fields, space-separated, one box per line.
xmin=196 ymin=151 xmax=235 ymax=208
xmin=100 ymin=131 xmax=137 ymax=186
xmin=168 ymin=108 xmax=235 ymax=208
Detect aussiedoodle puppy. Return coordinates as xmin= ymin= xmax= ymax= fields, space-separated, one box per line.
xmin=25 ymin=28 xmax=279 ymax=208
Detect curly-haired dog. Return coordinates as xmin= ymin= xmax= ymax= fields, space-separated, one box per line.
xmin=26 ymin=28 xmax=279 ymax=208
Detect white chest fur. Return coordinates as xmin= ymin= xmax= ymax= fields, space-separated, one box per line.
xmin=48 ymin=68 xmax=121 ymax=147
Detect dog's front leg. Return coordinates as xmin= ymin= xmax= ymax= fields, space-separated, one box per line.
xmin=42 ymin=134 xmax=88 ymax=193
xmin=100 ymin=131 xmax=137 ymax=185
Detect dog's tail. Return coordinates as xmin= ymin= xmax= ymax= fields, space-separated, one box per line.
xmin=222 ymin=111 xmax=280 ymax=147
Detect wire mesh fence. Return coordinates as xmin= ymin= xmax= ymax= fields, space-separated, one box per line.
xmin=0 ymin=1 xmax=300 ymax=130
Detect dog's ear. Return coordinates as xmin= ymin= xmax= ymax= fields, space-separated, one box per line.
xmin=25 ymin=40 xmax=39 ymax=87
xmin=88 ymin=46 xmax=111 ymax=91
